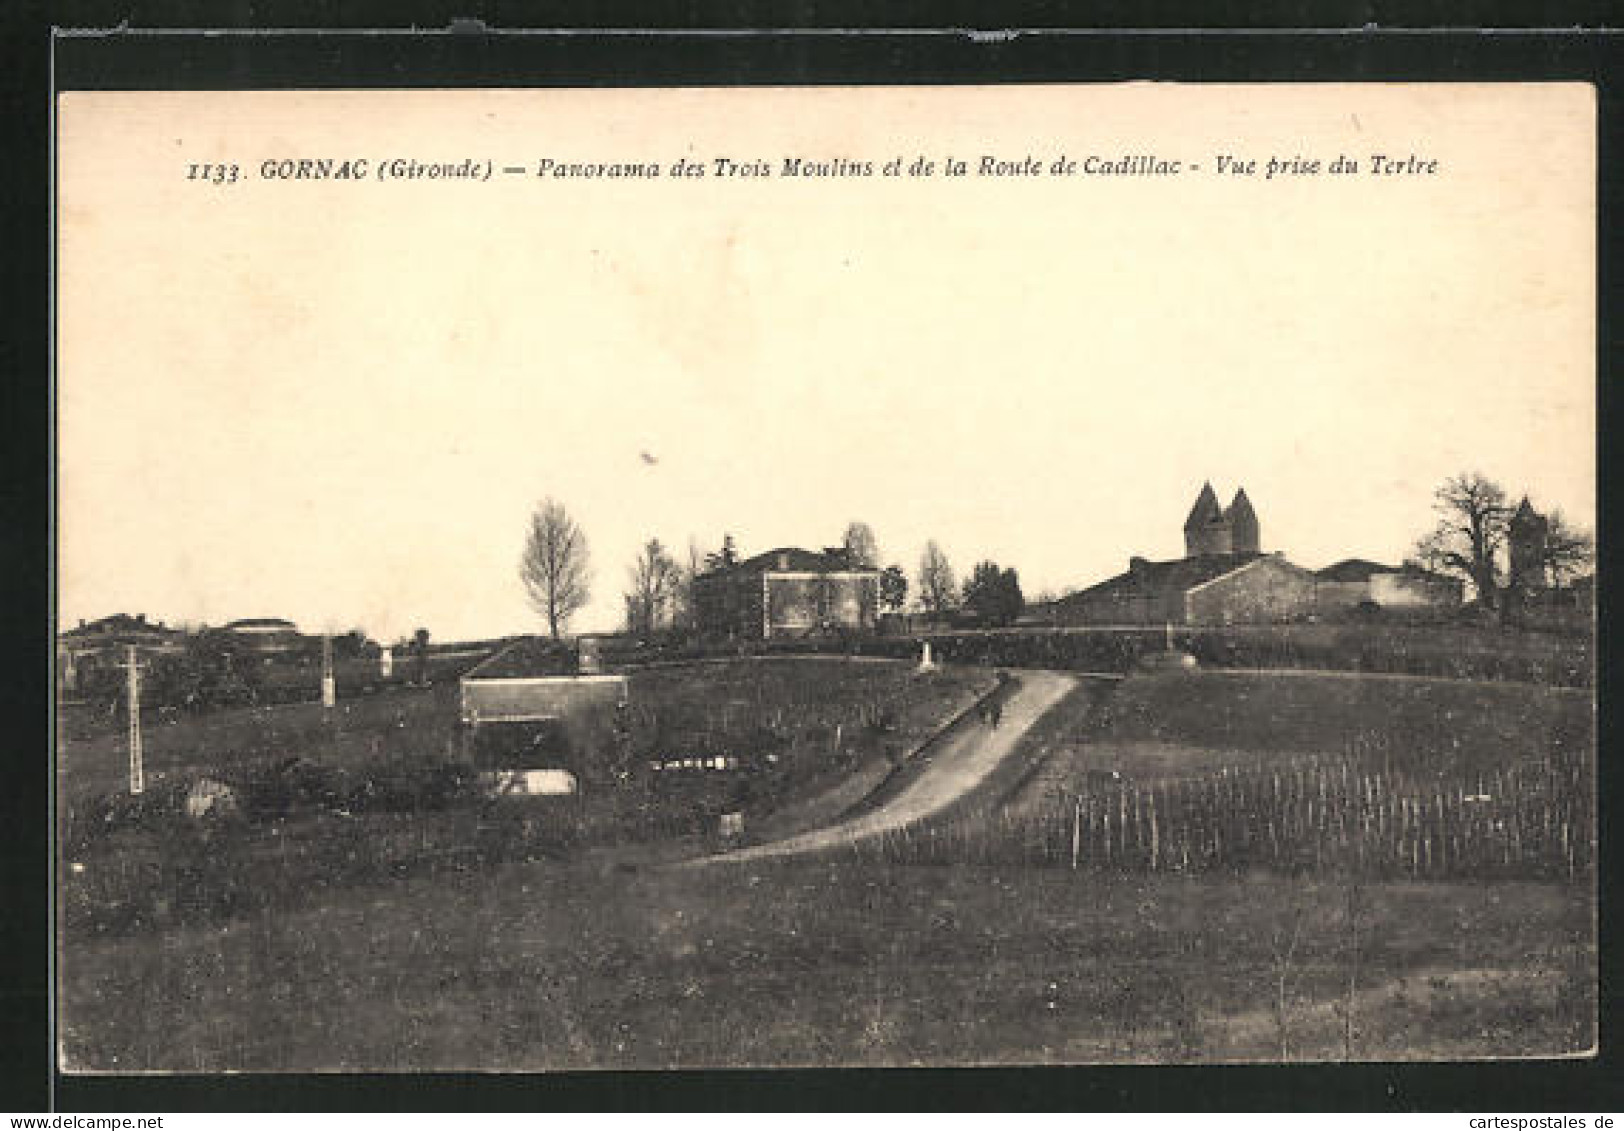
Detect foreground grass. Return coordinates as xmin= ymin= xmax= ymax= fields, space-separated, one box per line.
xmin=59 ymin=854 xmax=1592 ymax=1071
xmin=57 ymin=664 xmax=1595 ymax=1069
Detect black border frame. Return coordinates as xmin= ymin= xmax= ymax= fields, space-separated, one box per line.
xmin=7 ymin=12 xmax=1621 ymax=1114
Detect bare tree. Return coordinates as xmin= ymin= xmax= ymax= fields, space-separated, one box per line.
xmin=842 ymin=521 xmax=880 ymax=569
xmin=1413 ymin=472 xmax=1514 ymax=609
xmin=669 ymin=538 xmax=706 ymax=631
xmin=1541 ymin=509 xmax=1595 ymax=588
xmin=520 ymin=498 xmax=592 ymax=638
xmin=624 ymin=538 xmax=681 ymax=636
xmin=917 ymin=540 xmax=958 ymax=615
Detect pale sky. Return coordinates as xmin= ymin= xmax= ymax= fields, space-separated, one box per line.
xmin=57 ymin=84 xmax=1595 ymax=641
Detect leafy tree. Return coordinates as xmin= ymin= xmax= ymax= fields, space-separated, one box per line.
xmin=520 ymin=498 xmax=592 ymax=638
xmin=963 ymin=561 xmax=1025 ymax=626
xmin=917 ymin=540 xmax=958 ymax=614
xmin=1413 ymin=473 xmax=1513 ymax=609
xmin=332 ymin=628 xmax=372 ymax=660
xmin=879 ymin=564 xmax=908 ymax=612
xmin=841 ymin=521 xmax=880 ymax=569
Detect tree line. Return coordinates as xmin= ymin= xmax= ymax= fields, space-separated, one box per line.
xmin=1412 ymin=471 xmax=1592 ymax=614
xmin=518 ymin=471 xmax=1592 ymax=639
xmin=518 ymin=498 xmax=1028 ymax=638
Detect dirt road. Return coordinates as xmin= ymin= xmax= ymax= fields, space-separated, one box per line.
xmin=703 ymin=669 xmax=1077 ymax=864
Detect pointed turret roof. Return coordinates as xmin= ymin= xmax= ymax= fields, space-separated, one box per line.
xmin=1225 ymin=487 xmax=1257 ymax=525
xmin=1512 ymin=496 xmax=1540 ymax=523
xmin=1183 ymin=482 xmax=1223 ymax=530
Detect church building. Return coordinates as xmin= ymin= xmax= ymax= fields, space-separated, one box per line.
xmin=1053 ymin=484 xmax=1319 ymax=627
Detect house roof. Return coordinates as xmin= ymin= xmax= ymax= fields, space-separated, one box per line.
xmin=223 ymin=618 xmax=300 ymax=633
xmin=700 ymin=546 xmax=873 ymax=579
xmin=464 ymin=636 xmax=581 ymax=680
xmin=1315 ymin=559 xmax=1459 ymax=585
xmin=1059 ymin=552 xmax=1267 ymax=604
xmin=60 ymin=613 xmax=181 ymax=639
xmin=1315 ymin=558 xmax=1396 ymax=583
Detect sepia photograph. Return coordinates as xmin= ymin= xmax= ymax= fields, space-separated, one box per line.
xmin=53 ymin=82 xmax=1596 ymax=1072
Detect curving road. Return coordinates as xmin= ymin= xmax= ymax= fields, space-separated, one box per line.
xmin=700 ymin=669 xmax=1078 ymax=864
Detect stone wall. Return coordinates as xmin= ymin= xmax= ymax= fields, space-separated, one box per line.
xmin=1186 ymin=556 xmax=1318 ymax=625
xmin=1053 ymin=585 xmax=1183 ymax=627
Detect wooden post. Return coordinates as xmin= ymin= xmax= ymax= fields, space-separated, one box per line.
xmin=320 ymin=634 xmax=336 ymax=710
xmin=1071 ymin=797 xmax=1083 ymax=871
xmin=1148 ymin=787 xmax=1160 ymax=871
xmin=120 ymin=645 xmax=145 ymax=795
xmin=1119 ymin=788 xmax=1129 ymax=866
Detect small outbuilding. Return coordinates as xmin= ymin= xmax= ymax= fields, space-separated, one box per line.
xmin=1313 ymin=559 xmax=1463 ymax=615
xmin=459 ymin=636 xmax=630 ymax=792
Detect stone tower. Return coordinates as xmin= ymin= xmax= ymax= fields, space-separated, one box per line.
xmin=1226 ymin=488 xmax=1260 ymax=554
xmin=1508 ymin=496 xmax=1549 ymax=591
xmin=1183 ymin=482 xmax=1233 ymax=556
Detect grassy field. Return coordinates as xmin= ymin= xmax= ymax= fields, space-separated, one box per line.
xmin=57 ymin=682 xmax=465 ymax=805
xmin=55 ymin=663 xmax=1595 ymax=1069
xmin=56 ymin=659 xmax=992 ymax=929
xmin=858 ymin=671 xmax=1593 ymax=881
xmin=57 ymin=658 xmax=986 ymax=835
xmin=1008 ymin=669 xmax=1592 ymax=795
xmin=58 ymin=856 xmax=1592 ymax=1070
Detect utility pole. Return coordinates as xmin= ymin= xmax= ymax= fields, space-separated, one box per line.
xmin=118 ymin=645 xmax=146 ymax=794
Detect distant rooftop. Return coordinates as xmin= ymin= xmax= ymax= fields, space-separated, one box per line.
xmin=1059 ymin=552 xmax=1268 ymax=603
xmin=1315 ymin=559 xmax=1396 ymax=583
xmin=223 ymin=617 xmax=300 ymax=633
xmin=464 ymin=636 xmax=581 ymax=680
xmin=699 ymin=546 xmax=873 ymax=578
xmin=60 ymin=613 xmax=181 ymax=639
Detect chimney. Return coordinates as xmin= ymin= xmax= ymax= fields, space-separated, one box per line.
xmin=1129 ymin=556 xmax=1149 ymax=580
xmin=777 ymin=552 xmax=790 ymax=570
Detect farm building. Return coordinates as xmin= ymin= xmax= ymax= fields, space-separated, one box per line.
xmin=222 ymin=617 xmax=304 ymax=654
xmin=692 ymin=546 xmax=881 ymax=640
xmin=458 ymin=636 xmax=630 ymax=792
xmin=1053 ymin=551 xmax=1319 ymax=627
xmin=57 ymin=613 xmax=187 ymax=690
xmin=1314 ymin=559 xmax=1464 ymax=614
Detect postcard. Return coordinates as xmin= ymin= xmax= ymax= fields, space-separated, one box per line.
xmin=55 ymin=82 xmax=1595 ymax=1070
